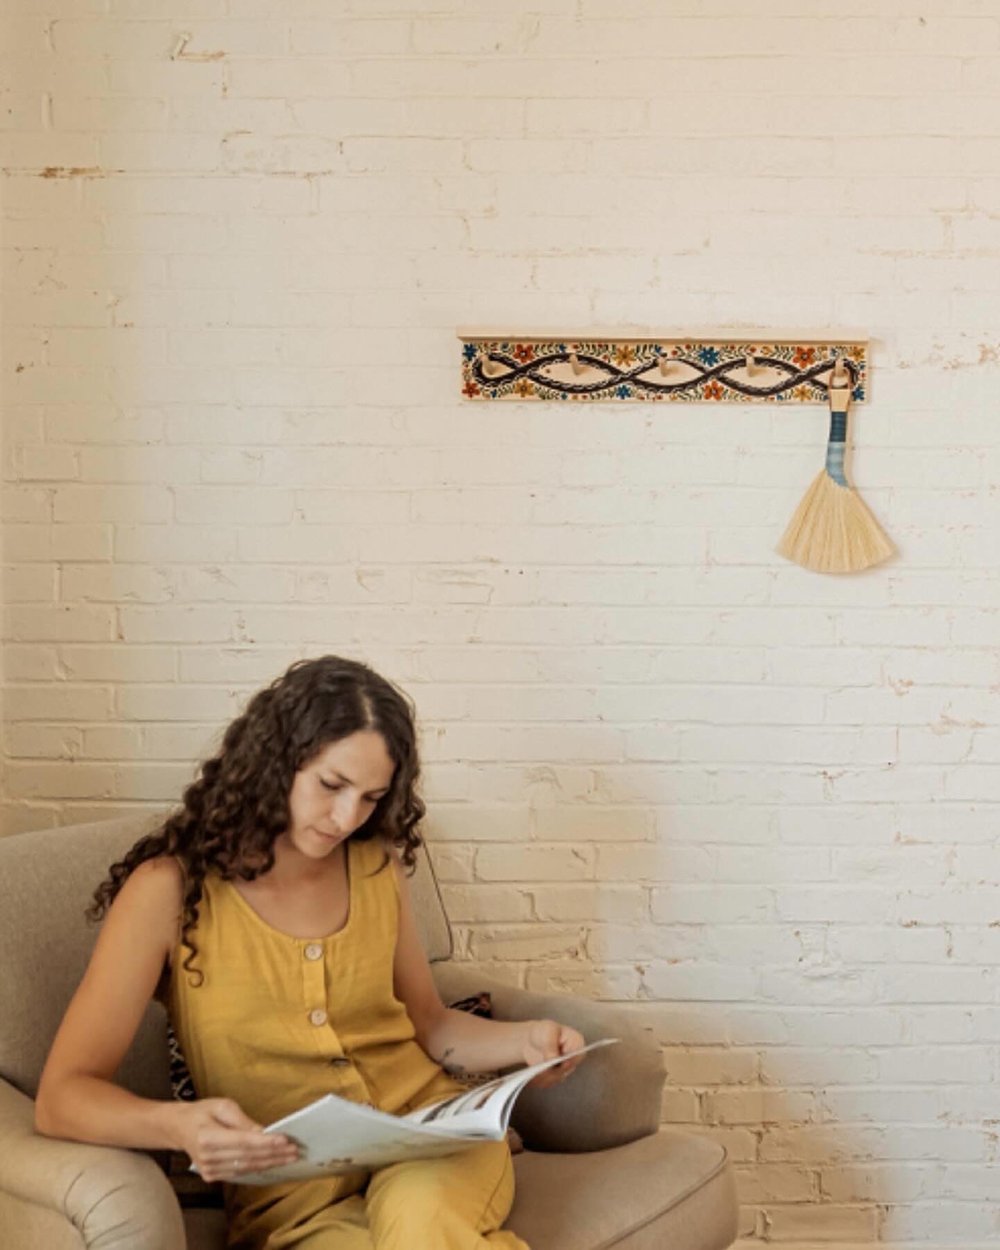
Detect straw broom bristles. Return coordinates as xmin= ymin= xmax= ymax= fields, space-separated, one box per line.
xmin=776 ymin=369 xmax=894 ymax=574
xmin=777 ymin=468 xmax=894 ymax=573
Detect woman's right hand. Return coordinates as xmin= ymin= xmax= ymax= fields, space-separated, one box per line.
xmin=172 ymin=1097 xmax=300 ymax=1181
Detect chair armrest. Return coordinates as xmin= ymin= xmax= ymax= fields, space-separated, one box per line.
xmin=0 ymin=1078 xmax=186 ymax=1250
xmin=432 ymin=965 xmax=664 ymax=1153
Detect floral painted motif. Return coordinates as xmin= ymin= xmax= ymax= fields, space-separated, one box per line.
xmin=460 ymin=338 xmax=868 ymax=404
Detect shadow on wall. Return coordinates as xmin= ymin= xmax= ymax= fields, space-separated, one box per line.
xmin=435 ymin=784 xmax=908 ymax=1245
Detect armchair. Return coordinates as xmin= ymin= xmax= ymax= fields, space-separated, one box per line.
xmin=0 ymin=816 xmax=737 ymax=1250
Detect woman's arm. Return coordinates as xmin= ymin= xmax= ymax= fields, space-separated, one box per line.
xmin=390 ymin=855 xmax=585 ymax=1086
xmin=35 ymin=857 xmax=187 ymax=1147
xmin=34 ymin=857 xmax=298 ymax=1181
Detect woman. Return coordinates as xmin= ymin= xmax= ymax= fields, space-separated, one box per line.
xmin=35 ymin=655 xmax=585 ymax=1249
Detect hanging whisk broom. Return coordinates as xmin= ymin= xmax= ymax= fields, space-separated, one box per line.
xmin=777 ymin=359 xmax=894 ymax=574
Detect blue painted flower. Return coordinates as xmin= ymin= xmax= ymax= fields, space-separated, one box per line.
xmin=616 ymin=384 xmax=632 ymax=399
xmin=699 ymin=346 xmax=720 ymax=365
xmin=463 ymin=343 xmax=477 ymax=361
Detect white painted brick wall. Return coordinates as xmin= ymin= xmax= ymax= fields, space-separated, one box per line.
xmin=3 ymin=2 xmax=1000 ymax=1246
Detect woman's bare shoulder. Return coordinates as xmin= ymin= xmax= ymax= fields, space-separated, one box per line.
xmin=111 ymin=855 xmax=185 ymax=921
xmin=126 ymin=853 xmax=184 ymax=886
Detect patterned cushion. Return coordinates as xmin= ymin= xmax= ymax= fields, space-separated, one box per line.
xmin=445 ymin=991 xmax=494 ymax=1021
xmin=168 ymin=1023 xmax=198 ymax=1102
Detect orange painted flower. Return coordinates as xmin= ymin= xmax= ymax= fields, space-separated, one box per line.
xmin=793 ymin=346 xmax=816 ymax=368
xmin=463 ymin=380 xmax=481 ymax=398
xmin=514 ymin=343 xmax=534 ymax=362
xmin=704 ymin=380 xmax=724 ymax=400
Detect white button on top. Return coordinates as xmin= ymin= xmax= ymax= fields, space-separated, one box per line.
xmin=309 ymin=1008 xmax=328 ymax=1027
xmin=304 ymin=943 xmax=323 ymax=961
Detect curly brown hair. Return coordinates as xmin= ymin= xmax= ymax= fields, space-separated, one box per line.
xmin=87 ymin=655 xmax=425 ymax=982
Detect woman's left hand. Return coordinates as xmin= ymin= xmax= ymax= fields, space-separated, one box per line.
xmin=521 ymin=1019 xmax=587 ymax=1089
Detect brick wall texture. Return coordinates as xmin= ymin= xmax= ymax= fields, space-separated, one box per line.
xmin=3 ymin=2 xmax=1000 ymax=1246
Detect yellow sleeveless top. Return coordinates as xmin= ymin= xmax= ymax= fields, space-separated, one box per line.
xmin=167 ymin=834 xmax=463 ymax=1248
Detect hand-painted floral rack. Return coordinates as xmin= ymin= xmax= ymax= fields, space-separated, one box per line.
xmin=458 ymin=332 xmax=868 ymax=405
xmin=457 ymin=330 xmax=892 ymax=574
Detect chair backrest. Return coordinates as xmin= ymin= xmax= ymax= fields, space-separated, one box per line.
xmin=0 ymin=815 xmax=453 ymax=1099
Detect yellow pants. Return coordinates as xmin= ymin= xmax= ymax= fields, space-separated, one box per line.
xmin=254 ymin=1142 xmax=529 ymax=1250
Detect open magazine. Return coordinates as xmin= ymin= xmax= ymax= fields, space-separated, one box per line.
xmin=211 ymin=1038 xmax=617 ymax=1185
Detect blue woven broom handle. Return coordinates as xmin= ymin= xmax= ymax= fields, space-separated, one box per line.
xmin=825 ymin=388 xmax=850 ymax=486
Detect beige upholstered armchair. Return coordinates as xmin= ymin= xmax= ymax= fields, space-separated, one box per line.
xmin=0 ymin=816 xmax=738 ymax=1250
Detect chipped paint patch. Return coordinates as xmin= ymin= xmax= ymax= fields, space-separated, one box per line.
xmin=39 ymin=167 xmax=105 ymax=179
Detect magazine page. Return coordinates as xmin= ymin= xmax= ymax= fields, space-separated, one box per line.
xmin=206 ymin=1037 xmax=617 ymax=1185
xmin=403 ymin=1038 xmax=618 ymax=1133
xmin=224 ymin=1097 xmax=485 ymax=1185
